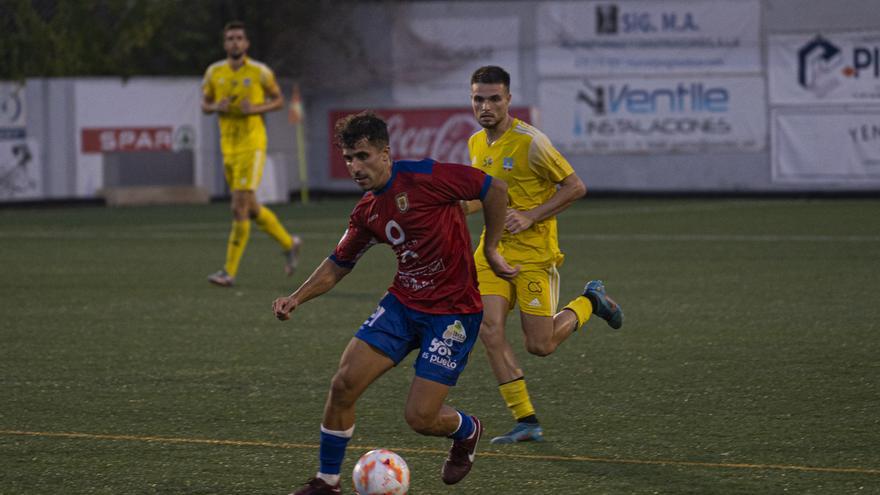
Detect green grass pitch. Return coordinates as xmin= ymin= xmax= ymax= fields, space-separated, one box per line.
xmin=1 ymin=198 xmax=879 ymax=494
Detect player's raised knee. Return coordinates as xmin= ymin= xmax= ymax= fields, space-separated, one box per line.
xmin=524 ymin=339 xmax=556 ymax=357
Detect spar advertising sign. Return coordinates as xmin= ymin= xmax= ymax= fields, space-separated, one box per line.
xmin=769 ymin=31 xmax=880 ymax=104
xmin=538 ymin=76 xmax=766 ymax=154
xmin=74 ymin=79 xmax=201 ymax=197
xmin=536 ymin=0 xmax=761 ymax=76
xmin=327 ymin=108 xmax=530 ymax=179
xmin=81 ymin=127 xmax=175 ymax=152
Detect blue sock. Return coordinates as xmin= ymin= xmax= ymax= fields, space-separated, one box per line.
xmin=449 ymin=411 xmax=475 ymax=441
xmin=319 ymin=426 xmax=353 ymax=475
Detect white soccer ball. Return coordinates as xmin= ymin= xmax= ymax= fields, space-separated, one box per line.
xmin=352 ymin=449 xmax=410 ymax=495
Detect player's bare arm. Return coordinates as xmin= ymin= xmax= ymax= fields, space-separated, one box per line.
xmin=239 ymin=85 xmax=283 ymax=115
xmin=460 ymin=199 xmax=482 ymax=216
xmin=274 ymin=258 xmax=352 ymax=320
xmin=201 ymin=94 xmax=230 ymax=114
xmin=480 ymin=177 xmax=520 ymax=280
xmin=505 ymin=173 xmax=586 ymax=234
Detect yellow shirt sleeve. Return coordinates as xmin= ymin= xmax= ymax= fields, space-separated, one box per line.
xmin=258 ymin=64 xmax=280 ymax=103
xmin=527 ymin=132 xmax=575 ymax=184
xmin=202 ymin=66 xmax=215 ymax=99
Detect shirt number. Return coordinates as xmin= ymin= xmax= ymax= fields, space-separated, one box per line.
xmin=385 ymin=220 xmax=406 ymax=246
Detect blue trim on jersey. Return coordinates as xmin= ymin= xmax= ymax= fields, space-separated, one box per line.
xmin=373 ymin=158 xmax=435 ymax=195
xmin=374 ymin=167 xmax=396 ymax=195
xmin=375 ymin=159 xmax=436 ymax=195
xmin=328 ymin=253 xmax=356 ymax=269
xmin=395 ymin=159 xmax=435 ymax=174
xmin=479 ymin=175 xmax=493 ymax=201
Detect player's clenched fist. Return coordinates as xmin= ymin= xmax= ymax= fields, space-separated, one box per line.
xmin=505 ymin=208 xmax=535 ymax=234
xmin=273 ymin=296 xmax=298 ymax=320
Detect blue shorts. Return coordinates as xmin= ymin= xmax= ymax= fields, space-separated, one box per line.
xmin=355 ymin=293 xmax=482 ymax=386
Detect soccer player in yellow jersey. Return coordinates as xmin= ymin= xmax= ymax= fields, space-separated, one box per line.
xmin=464 ymin=66 xmax=624 ymax=444
xmin=202 ymin=21 xmax=302 ymax=287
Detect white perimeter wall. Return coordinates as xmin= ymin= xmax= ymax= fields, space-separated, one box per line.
xmin=5 ymin=0 xmax=880 ymax=201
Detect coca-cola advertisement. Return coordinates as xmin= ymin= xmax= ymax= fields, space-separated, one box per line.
xmin=328 ymin=107 xmax=530 ymax=179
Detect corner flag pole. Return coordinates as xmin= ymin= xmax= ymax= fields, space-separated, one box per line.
xmin=288 ymin=82 xmax=309 ymax=204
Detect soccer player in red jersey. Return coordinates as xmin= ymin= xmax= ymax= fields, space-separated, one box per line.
xmin=273 ymin=112 xmax=517 ymax=494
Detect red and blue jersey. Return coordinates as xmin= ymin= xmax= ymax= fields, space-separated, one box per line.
xmin=330 ymin=159 xmax=493 ymax=314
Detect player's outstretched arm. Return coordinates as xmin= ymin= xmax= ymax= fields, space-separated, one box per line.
xmin=273 ymin=258 xmax=352 ymax=321
xmin=480 ymin=177 xmax=520 ymax=280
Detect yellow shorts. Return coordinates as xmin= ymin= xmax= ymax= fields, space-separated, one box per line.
xmin=475 ymin=257 xmax=560 ymax=317
xmin=223 ymin=149 xmax=266 ymax=191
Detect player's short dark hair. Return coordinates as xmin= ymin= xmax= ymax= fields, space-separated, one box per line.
xmin=223 ymin=20 xmax=246 ymax=36
xmin=471 ymin=65 xmax=511 ymax=89
xmin=334 ymin=111 xmax=389 ymax=150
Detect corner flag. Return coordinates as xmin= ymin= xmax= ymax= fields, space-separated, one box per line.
xmin=288 ymin=83 xmax=309 ymax=204
xmin=288 ymin=83 xmax=304 ymax=125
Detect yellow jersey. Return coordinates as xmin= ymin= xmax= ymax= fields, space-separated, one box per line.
xmin=469 ymin=118 xmax=576 ymax=267
xmin=202 ymin=56 xmax=279 ymax=154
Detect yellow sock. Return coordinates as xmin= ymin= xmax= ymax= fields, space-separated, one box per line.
xmin=499 ymin=378 xmax=536 ymax=422
xmin=255 ymin=206 xmax=293 ymax=250
xmin=224 ymin=220 xmax=251 ymax=277
xmin=563 ymin=295 xmax=593 ymax=330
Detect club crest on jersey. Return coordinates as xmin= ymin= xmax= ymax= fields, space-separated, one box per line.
xmin=243 ymin=78 xmax=252 ymax=87
xmin=395 ymin=192 xmax=409 ymax=212
xmin=503 ymin=157 xmax=514 ymax=171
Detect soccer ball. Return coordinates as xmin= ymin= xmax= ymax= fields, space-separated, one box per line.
xmin=352 ymin=449 xmax=410 ymax=495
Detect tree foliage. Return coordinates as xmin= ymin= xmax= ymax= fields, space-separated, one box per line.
xmin=0 ymin=0 xmax=348 ymax=80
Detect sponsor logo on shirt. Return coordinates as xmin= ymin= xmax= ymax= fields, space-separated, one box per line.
xmin=397 ymin=259 xmax=445 ymax=290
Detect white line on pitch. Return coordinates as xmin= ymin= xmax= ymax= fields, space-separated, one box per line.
xmin=2 ymin=232 xmax=879 ymax=242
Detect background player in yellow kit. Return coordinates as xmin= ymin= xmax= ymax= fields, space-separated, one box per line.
xmin=464 ymin=65 xmax=624 ymax=444
xmin=202 ymin=20 xmax=302 ymax=287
